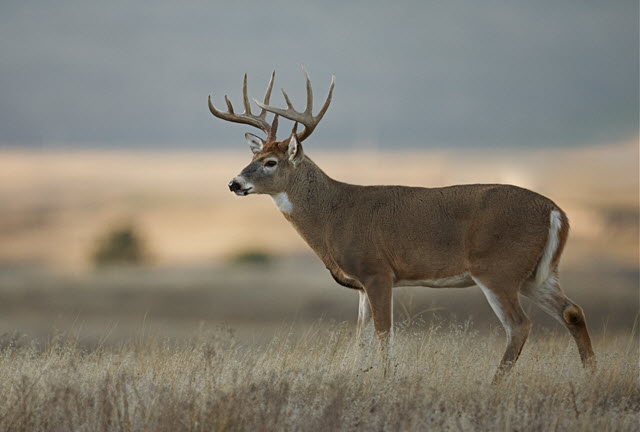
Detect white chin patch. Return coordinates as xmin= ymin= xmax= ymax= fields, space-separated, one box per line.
xmin=235 ymin=188 xmax=252 ymax=196
xmin=271 ymin=192 xmax=293 ymax=213
xmin=233 ymin=178 xmax=254 ymax=196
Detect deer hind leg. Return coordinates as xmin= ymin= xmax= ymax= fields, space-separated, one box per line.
xmin=356 ymin=289 xmax=373 ymax=346
xmin=473 ymin=276 xmax=532 ymax=383
xmin=522 ymin=269 xmax=596 ymax=369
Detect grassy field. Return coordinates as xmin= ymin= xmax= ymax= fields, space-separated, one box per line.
xmin=0 ymin=322 xmax=637 ymax=431
xmin=0 ymin=145 xmax=637 ymax=430
xmin=0 ymin=261 xmax=636 ymax=431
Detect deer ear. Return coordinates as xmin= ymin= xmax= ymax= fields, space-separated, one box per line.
xmin=245 ymin=133 xmax=264 ymax=154
xmin=287 ymin=132 xmax=303 ymax=165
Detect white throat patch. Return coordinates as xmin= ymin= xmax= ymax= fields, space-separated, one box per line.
xmin=271 ymin=192 xmax=293 ymax=214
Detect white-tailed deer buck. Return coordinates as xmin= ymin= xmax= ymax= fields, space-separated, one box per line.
xmin=208 ymin=67 xmax=596 ymax=382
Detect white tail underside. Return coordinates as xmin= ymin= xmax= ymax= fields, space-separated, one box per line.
xmin=534 ymin=210 xmax=562 ymax=287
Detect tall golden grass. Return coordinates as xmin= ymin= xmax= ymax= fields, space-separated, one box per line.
xmin=0 ymin=322 xmax=636 ymax=431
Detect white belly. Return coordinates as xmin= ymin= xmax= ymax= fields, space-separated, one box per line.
xmin=394 ymin=272 xmax=474 ymax=288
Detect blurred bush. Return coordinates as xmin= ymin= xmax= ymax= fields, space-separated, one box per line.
xmin=228 ymin=249 xmax=274 ymax=267
xmin=92 ymin=223 xmax=148 ymax=267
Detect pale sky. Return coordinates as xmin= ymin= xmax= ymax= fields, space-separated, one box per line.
xmin=0 ymin=1 xmax=637 ymax=149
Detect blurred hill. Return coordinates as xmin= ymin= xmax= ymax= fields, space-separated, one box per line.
xmin=0 ymin=141 xmax=637 ymax=270
xmin=0 ymin=142 xmax=636 ymax=344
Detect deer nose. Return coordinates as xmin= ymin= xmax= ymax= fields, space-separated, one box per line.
xmin=228 ymin=179 xmax=242 ymax=192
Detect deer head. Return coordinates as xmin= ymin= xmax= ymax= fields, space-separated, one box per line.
xmin=208 ymin=66 xmax=335 ymax=196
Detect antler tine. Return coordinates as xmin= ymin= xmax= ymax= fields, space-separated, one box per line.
xmin=314 ymin=74 xmax=335 ymax=123
xmin=267 ymin=115 xmax=279 ymax=142
xmin=224 ymin=95 xmax=234 ymax=113
xmin=242 ymin=74 xmax=252 ymax=115
xmin=281 ymin=88 xmax=294 ymax=109
xmin=208 ymin=73 xmax=277 ymax=139
xmin=258 ymin=71 xmax=275 ymax=119
xmin=253 ymin=67 xmax=335 ymax=142
xmin=302 ymin=64 xmax=313 ymax=114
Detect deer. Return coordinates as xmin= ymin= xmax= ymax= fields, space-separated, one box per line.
xmin=207 ymin=67 xmax=596 ymax=382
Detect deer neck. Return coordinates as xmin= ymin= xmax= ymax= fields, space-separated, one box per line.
xmin=270 ymin=156 xmax=342 ymax=252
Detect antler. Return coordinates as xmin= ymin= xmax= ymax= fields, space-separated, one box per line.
xmin=208 ymin=72 xmax=279 ymax=141
xmin=253 ymin=65 xmax=335 ymax=142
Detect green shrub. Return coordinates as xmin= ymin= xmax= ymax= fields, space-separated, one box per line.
xmin=228 ymin=249 xmax=274 ymax=267
xmin=92 ymin=224 xmax=148 ymax=267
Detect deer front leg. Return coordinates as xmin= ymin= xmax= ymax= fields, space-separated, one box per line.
xmin=363 ymin=275 xmax=394 ymax=374
xmin=356 ymin=290 xmax=373 ymax=346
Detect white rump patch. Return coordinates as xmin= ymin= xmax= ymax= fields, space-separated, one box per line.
xmin=271 ymin=192 xmax=293 ymax=214
xmin=534 ymin=210 xmax=562 ymax=287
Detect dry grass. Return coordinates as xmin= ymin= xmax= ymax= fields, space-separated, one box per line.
xmin=0 ymin=144 xmax=637 ymax=430
xmin=0 ymin=322 xmax=637 ymax=431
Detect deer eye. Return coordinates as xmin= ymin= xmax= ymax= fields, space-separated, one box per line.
xmin=265 ymin=160 xmax=277 ymax=167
